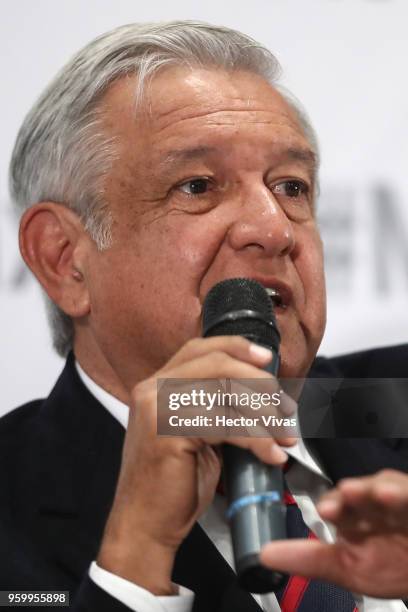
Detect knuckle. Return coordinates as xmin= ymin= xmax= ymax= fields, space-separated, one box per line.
xmin=378 ymin=468 xmax=392 ymax=478
xmin=132 ymin=378 xmax=154 ymax=404
xmin=378 ymin=468 xmax=398 ymax=479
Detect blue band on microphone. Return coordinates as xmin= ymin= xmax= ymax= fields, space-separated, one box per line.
xmin=226 ymin=491 xmax=281 ymax=520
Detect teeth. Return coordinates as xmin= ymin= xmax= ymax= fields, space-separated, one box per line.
xmin=265 ymin=287 xmax=284 ymax=308
xmin=265 ymin=287 xmax=280 ymax=298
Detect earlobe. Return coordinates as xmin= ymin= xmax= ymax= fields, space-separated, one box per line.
xmin=19 ymin=202 xmax=91 ymax=317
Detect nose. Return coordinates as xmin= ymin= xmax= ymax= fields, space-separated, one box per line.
xmin=227 ymin=186 xmax=295 ymax=257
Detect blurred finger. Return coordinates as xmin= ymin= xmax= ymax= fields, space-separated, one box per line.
xmin=260 ymin=540 xmax=343 ymax=584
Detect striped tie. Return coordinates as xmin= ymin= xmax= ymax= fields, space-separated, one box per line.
xmin=275 ymin=483 xmax=358 ymax=612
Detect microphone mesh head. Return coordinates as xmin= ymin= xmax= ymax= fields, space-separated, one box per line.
xmin=203 ymin=278 xmax=271 ymax=324
xmin=202 ymin=278 xmax=280 ymax=351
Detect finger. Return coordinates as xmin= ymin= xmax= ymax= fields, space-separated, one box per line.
xmin=317 ymin=486 xmax=376 ymax=536
xmin=338 ymin=473 xmax=408 ymax=515
xmin=316 ymin=490 xmax=345 ymax=522
xmin=196 ymin=445 xmax=221 ymax=513
xmin=325 ymin=476 xmax=394 ymax=520
xmin=163 ymin=336 xmax=275 ymax=371
xmin=370 ymin=471 xmax=408 ymax=509
xmin=319 ymin=485 xmax=385 ymax=535
xmin=261 ymin=537 xmax=408 ymax=599
xmin=337 ymin=470 xmax=408 ymax=507
xmin=319 ymin=476 xmax=408 ymax=536
xmin=279 ymin=392 xmax=298 ymax=417
xmin=164 ymin=352 xmax=275 ymax=382
xmin=134 ymin=351 xmax=275 ymax=413
xmin=133 ymin=389 xmax=290 ymax=461
xmin=366 ymin=473 xmax=408 ymax=531
xmin=260 ymin=540 xmax=344 ymax=585
xmin=337 ymin=477 xmax=374 ymax=504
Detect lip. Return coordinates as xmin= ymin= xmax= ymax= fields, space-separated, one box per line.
xmin=200 ymin=275 xmax=295 ymax=310
xmin=247 ymin=275 xmax=294 ymax=309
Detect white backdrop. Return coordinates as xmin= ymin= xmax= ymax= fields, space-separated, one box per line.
xmin=1 ymin=0 xmax=408 ymax=415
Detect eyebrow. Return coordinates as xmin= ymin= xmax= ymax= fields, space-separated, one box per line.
xmin=284 ymin=147 xmax=318 ymax=173
xmin=158 ymin=145 xmax=318 ymax=173
xmin=159 ymin=146 xmax=217 ymax=168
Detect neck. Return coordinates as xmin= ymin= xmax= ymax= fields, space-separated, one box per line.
xmin=73 ymin=335 xmax=133 ymax=406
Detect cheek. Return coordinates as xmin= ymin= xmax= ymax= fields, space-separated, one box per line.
xmin=154 ymin=212 xmax=228 ymax=279
xmin=96 ymin=214 xmax=227 ymax=322
xmin=295 ymin=229 xmax=326 ymax=321
xmin=85 ymin=251 xmax=140 ymax=328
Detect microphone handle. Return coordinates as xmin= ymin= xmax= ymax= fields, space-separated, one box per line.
xmin=222 ymin=349 xmax=287 ymax=593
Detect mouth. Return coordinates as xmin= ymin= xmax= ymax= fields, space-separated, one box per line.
xmin=264 ymin=287 xmax=287 ymax=310
xmin=200 ymin=276 xmax=292 ymax=311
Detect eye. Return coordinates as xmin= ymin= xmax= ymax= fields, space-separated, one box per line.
xmin=272 ymin=180 xmax=309 ymax=199
xmin=178 ymin=177 xmax=212 ymax=195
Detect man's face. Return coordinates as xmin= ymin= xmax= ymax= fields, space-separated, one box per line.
xmin=81 ymin=67 xmax=326 ymax=386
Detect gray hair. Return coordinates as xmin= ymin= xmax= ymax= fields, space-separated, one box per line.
xmin=9 ymin=20 xmax=319 ymax=357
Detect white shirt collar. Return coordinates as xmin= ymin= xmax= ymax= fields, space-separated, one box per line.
xmin=286 ymin=436 xmax=330 ymax=481
xmin=75 ymin=361 xmax=130 ymax=429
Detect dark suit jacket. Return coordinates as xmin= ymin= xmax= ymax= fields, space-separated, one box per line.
xmin=1 ymin=346 xmax=408 ymax=611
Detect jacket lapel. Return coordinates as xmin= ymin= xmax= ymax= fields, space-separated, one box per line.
xmin=32 ymin=354 xmax=125 ymax=581
xmin=34 ymin=355 xmax=262 ymax=609
xmin=174 ymin=523 xmax=261 ymax=611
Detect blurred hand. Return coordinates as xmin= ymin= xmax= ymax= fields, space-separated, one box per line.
xmin=97 ymin=336 xmax=296 ymax=594
xmin=260 ymin=469 xmax=408 ymax=599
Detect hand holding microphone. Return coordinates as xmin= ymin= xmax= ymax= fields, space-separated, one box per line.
xmin=97 ymin=279 xmax=294 ymax=595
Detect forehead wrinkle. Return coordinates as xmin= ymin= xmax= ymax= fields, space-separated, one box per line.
xmin=153 ymin=106 xmax=298 ymax=136
xmin=152 ymin=94 xmax=290 ymax=120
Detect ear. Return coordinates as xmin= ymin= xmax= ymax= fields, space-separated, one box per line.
xmin=19 ymin=202 xmax=91 ymax=317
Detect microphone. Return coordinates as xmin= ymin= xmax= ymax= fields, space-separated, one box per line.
xmin=202 ymin=277 xmax=287 ymax=593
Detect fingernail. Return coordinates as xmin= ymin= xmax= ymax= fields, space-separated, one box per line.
xmin=249 ymin=344 xmax=273 ymax=361
xmin=271 ymin=445 xmax=288 ymax=463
